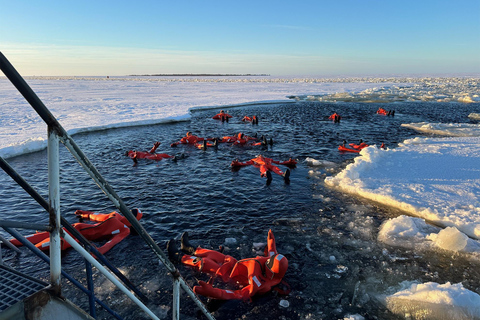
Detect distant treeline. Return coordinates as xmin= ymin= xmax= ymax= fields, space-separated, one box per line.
xmin=129 ymin=74 xmax=270 ymax=77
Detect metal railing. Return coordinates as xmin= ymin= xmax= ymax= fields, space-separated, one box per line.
xmin=0 ymin=52 xmax=215 ymax=320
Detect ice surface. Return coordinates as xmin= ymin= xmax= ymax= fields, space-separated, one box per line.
xmin=386 ymin=281 xmax=480 ymax=320
xmin=401 ymin=122 xmax=480 ymax=137
xmin=378 ymin=215 xmax=480 ymax=256
xmin=325 ymin=137 xmax=480 ymax=240
xmin=305 ymin=157 xmax=337 ymax=167
xmin=469 ymin=113 xmax=480 ymax=120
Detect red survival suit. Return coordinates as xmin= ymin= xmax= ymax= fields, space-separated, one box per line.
xmin=171 ymin=132 xmax=210 ymax=147
xmin=217 ymin=133 xmax=257 ymax=144
xmin=231 ymin=155 xmax=296 ymax=177
xmin=10 ymin=209 xmax=143 ymax=255
xmin=241 ymin=115 xmax=258 ymax=123
xmin=182 ymin=229 xmax=288 ymax=300
xmin=212 ymin=110 xmax=232 ymax=121
xmin=126 ymin=142 xmax=173 ymax=162
xmin=233 ymin=133 xmax=261 ymax=146
xmin=328 ymin=113 xmax=341 ymax=122
xmin=376 ymin=108 xmax=388 ymax=115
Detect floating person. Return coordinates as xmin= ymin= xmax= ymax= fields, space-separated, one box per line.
xmin=338 ymin=139 xmax=370 ymax=153
xmin=212 ymin=110 xmax=233 ymax=122
xmin=241 ymin=115 xmax=259 ymax=124
xmin=218 ymin=132 xmax=258 ymax=144
xmin=196 ymin=138 xmax=219 ymax=151
xmin=125 ymin=142 xmax=174 ymax=166
xmin=231 ymin=155 xmax=296 ymax=183
xmin=167 ymin=229 xmax=288 ymax=300
xmin=376 ymin=107 xmax=388 ymax=115
xmin=328 ymin=112 xmax=341 ymax=123
xmin=338 ymin=140 xmax=361 ymax=153
xmin=377 ymin=108 xmax=395 ymax=116
xmin=348 ymin=139 xmax=368 ymax=150
xmin=232 ymin=132 xmax=264 ymax=146
xmin=10 ymin=209 xmax=143 ymax=255
xmin=170 ymin=132 xmax=212 ymax=147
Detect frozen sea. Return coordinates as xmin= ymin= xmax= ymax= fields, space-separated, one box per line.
xmin=1 ymin=75 xmax=480 ymax=320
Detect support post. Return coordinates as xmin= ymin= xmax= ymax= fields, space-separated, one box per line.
xmin=48 ymin=127 xmax=62 ymax=295
xmin=172 ymin=278 xmax=180 ymax=320
xmin=62 ymin=232 xmax=160 ymax=320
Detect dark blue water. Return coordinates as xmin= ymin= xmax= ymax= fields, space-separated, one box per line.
xmin=1 ymin=101 xmax=480 ymax=320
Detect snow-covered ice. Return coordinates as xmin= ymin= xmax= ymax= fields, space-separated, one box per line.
xmin=385 ymin=281 xmax=480 ymax=320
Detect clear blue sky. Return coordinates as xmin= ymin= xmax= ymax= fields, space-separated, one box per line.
xmin=1 ymin=0 xmax=479 ymax=76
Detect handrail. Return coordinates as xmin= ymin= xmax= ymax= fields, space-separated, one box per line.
xmin=62 ymin=232 xmax=160 ymax=320
xmin=0 ymin=155 xmax=148 ymax=302
xmin=3 ymin=227 xmax=123 ymax=320
xmin=0 ymin=51 xmax=215 ymax=320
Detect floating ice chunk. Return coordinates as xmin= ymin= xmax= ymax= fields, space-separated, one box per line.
xmin=305 ymin=157 xmax=336 ymax=167
xmin=378 ymin=215 xmax=438 ymax=248
xmin=279 ymin=299 xmax=290 ymax=308
xmin=380 ymin=216 xmax=480 ymax=257
xmin=335 ymin=265 xmax=348 ymax=273
xmin=343 ymin=314 xmax=365 ymax=320
xmin=468 ymin=113 xmax=480 ymax=120
xmin=386 ymin=282 xmax=480 ymax=320
xmin=252 ymin=242 xmax=265 ymax=250
xmin=224 ymin=238 xmax=237 ymax=246
xmin=430 ymin=226 xmax=468 ymax=252
xmin=401 ymin=122 xmax=480 ymax=137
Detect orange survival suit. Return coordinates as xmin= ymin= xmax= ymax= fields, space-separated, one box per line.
xmin=171 ymin=132 xmax=210 ymax=146
xmin=376 ymin=107 xmax=388 ymax=115
xmin=212 ymin=110 xmax=232 ymax=121
xmin=10 ymin=209 xmax=143 ymax=255
xmin=182 ymin=229 xmax=288 ymax=300
xmin=231 ymin=155 xmax=296 ymax=177
xmin=328 ymin=112 xmax=341 ymax=122
xmin=125 ymin=142 xmax=173 ymax=162
xmin=232 ymin=133 xmax=260 ymax=146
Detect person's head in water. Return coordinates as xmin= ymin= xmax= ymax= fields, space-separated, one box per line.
xmin=186 ymin=131 xmax=192 ymax=137
xmin=119 ymin=208 xmax=143 ymax=227
xmin=220 ymin=110 xmax=224 ymax=113
xmin=265 ymin=254 xmax=288 ymax=280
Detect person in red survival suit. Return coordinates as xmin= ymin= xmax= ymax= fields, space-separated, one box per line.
xmin=328 ymin=112 xmax=341 ymax=123
xmin=232 ymin=133 xmax=272 ymax=148
xmin=10 ymin=209 xmax=143 ymax=255
xmin=376 ymin=108 xmax=396 ymax=116
xmin=232 ymin=132 xmax=261 ymax=146
xmin=212 ymin=110 xmax=233 ymax=122
xmin=241 ymin=115 xmax=258 ymax=124
xmin=170 ymin=131 xmax=213 ymax=147
xmin=167 ymin=229 xmax=288 ymax=300
xmin=125 ymin=142 xmax=173 ymax=166
xmin=218 ymin=133 xmax=254 ymax=144
xmin=376 ymin=107 xmax=388 ymax=115
xmin=231 ymin=155 xmax=296 ymax=183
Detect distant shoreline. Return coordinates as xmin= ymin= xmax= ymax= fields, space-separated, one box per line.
xmin=128 ymin=73 xmax=270 ymax=77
